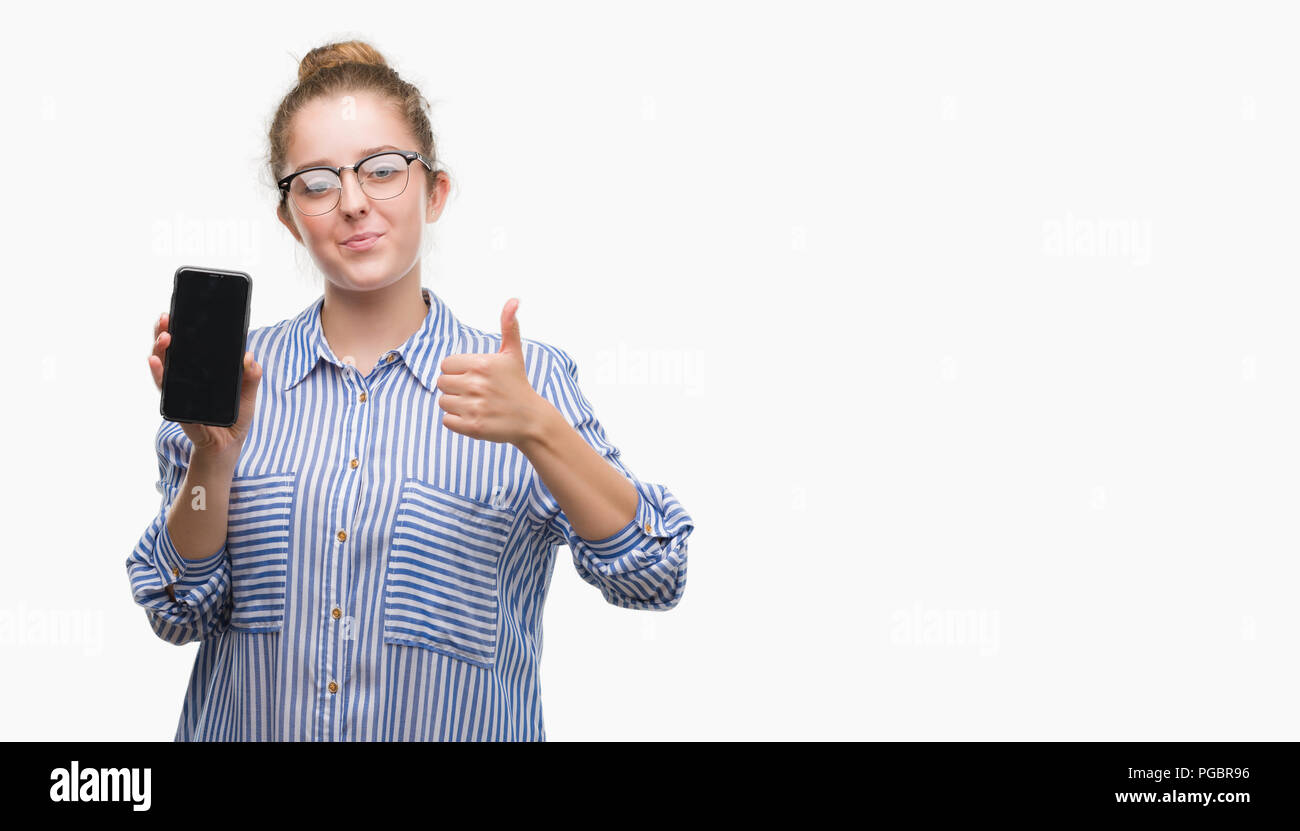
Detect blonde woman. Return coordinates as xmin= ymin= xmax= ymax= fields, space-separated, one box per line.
xmin=129 ymin=39 xmax=694 ymax=741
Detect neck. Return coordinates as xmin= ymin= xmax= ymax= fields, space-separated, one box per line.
xmin=319 ymin=267 xmax=430 ymax=368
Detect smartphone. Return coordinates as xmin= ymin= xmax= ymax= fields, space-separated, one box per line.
xmin=159 ymin=266 xmax=252 ymax=427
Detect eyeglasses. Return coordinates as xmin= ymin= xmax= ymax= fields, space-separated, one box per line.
xmin=277 ymin=149 xmax=434 ymax=216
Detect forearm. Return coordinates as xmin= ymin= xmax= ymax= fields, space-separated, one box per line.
xmin=517 ymin=398 xmax=639 ymax=541
xmin=165 ymin=449 xmax=238 ymax=560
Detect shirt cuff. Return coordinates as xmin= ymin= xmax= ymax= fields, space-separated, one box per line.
xmin=569 ymin=487 xmax=665 ymax=560
xmin=154 ymin=516 xmax=227 ymax=591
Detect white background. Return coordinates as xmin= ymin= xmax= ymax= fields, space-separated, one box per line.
xmin=2 ymin=0 xmax=1297 ymax=740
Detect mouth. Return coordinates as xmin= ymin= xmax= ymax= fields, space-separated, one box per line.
xmin=341 ymin=232 xmax=383 ymax=251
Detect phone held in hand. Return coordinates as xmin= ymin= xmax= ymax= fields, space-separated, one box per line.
xmin=159 ymin=266 xmax=252 ymax=427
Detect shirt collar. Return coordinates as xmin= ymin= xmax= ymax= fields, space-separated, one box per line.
xmin=282 ymin=286 xmax=459 ymax=393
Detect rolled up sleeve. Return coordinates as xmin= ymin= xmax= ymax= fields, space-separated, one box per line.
xmin=526 ymin=346 xmax=695 ymax=610
xmin=125 ymin=422 xmax=232 ymax=644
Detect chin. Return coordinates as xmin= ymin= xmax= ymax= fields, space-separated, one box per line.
xmin=333 ymin=266 xmax=407 ymax=293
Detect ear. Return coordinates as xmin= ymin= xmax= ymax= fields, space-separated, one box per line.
xmin=277 ymin=201 xmax=304 ymax=245
xmin=424 ymin=171 xmax=449 ymax=224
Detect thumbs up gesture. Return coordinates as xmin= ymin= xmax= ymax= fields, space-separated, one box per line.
xmin=437 ymin=298 xmax=547 ymax=446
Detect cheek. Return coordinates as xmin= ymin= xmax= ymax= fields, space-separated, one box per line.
xmin=381 ymin=208 xmax=424 ymax=243
xmin=300 ymin=219 xmax=333 ymax=249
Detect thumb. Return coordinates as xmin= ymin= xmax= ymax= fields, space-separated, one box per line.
xmin=236 ymin=351 xmax=262 ymax=422
xmin=499 ymin=298 xmax=522 ymax=356
xmin=241 ymin=350 xmax=262 ymax=392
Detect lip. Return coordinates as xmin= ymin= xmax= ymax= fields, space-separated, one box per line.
xmin=341 ymin=232 xmax=383 ymax=251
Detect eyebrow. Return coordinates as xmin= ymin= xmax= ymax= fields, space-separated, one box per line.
xmin=291 ymin=144 xmax=402 ymax=171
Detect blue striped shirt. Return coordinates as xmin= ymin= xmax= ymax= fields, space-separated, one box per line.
xmin=126 ymin=286 xmax=694 ymax=740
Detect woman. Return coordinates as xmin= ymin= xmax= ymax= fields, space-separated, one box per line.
xmin=127 ymin=40 xmax=695 ymax=741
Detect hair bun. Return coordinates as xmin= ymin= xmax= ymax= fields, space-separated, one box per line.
xmin=297 ymin=40 xmax=389 ymax=84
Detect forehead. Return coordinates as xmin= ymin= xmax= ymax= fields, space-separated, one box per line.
xmin=285 ymin=92 xmax=416 ymax=171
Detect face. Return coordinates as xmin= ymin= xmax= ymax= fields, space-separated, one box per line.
xmin=277 ymin=90 xmax=449 ymax=292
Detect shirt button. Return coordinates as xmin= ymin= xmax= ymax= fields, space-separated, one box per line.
xmin=337 ymin=529 xmax=347 ymax=542
xmin=358 ymin=392 xmax=367 ymax=402
xmin=386 ymin=353 xmax=396 ymax=362
xmin=332 ymin=607 xmax=342 ymax=620
xmin=644 ymin=521 xmax=652 ymax=534
xmin=171 ymin=566 xmax=180 ymax=578
xmin=328 ymin=681 xmax=338 ymax=694
xmin=350 ymin=458 xmax=359 ymax=469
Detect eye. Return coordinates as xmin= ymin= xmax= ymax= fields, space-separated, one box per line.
xmin=296 ymin=173 xmax=339 ymax=197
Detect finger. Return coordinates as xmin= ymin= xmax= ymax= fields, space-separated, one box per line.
xmin=238 ymin=351 xmax=261 ymax=398
xmin=233 ymin=351 xmax=261 ymax=426
xmin=437 ymin=392 xmax=466 ymax=416
xmin=241 ymin=351 xmax=262 ymax=388
xmin=440 ymin=411 xmax=468 ymax=436
xmin=149 ymin=335 xmax=169 ymax=389
xmin=499 ymin=298 xmax=522 ymax=355
xmin=435 ymin=372 xmax=472 ymax=396
xmin=440 ymin=353 xmax=480 ymax=375
xmin=153 ymin=329 xmax=170 ymax=355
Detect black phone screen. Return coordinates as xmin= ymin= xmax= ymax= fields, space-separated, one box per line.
xmin=160 ymin=266 xmax=252 ymax=427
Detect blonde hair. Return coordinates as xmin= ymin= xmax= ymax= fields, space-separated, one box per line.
xmin=266 ymin=39 xmax=448 ymax=226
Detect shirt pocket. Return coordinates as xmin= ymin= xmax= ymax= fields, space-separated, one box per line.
xmin=226 ymin=471 xmax=297 ymax=632
xmin=384 ymin=477 xmax=515 ymax=669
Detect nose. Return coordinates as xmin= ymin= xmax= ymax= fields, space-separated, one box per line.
xmin=337 ymin=168 xmax=370 ymax=217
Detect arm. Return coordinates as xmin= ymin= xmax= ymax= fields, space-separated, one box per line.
xmin=517 ymin=397 xmax=640 ymax=542
xmin=521 ymin=348 xmax=695 ymax=610
xmin=125 ymin=422 xmax=235 ymax=645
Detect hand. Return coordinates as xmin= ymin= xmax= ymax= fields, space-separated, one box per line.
xmin=437 ymin=298 xmax=547 ymax=446
xmin=149 ymin=311 xmax=263 ymax=459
